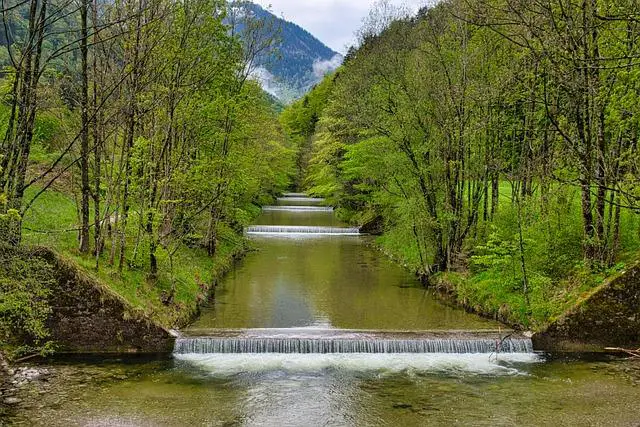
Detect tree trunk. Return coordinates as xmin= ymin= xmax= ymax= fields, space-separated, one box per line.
xmin=79 ymin=0 xmax=91 ymax=254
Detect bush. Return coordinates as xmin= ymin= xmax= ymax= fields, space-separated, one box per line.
xmin=0 ymin=247 xmax=55 ymax=358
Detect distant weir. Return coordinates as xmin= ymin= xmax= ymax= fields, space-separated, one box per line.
xmin=277 ymin=197 xmax=325 ymax=203
xmin=262 ymin=206 xmax=334 ymax=212
xmin=245 ymin=225 xmax=360 ymax=235
xmin=282 ymin=192 xmax=308 ymax=197
xmin=174 ymin=335 xmax=534 ymax=354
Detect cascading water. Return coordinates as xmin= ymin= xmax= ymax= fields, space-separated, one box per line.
xmin=245 ymin=225 xmax=360 ymax=235
xmin=277 ymin=197 xmax=326 ymax=203
xmin=262 ymin=206 xmax=334 ymax=212
xmin=174 ymin=333 xmax=533 ymax=354
xmin=178 ymin=193 xmax=538 ymax=371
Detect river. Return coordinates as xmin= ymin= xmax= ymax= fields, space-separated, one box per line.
xmin=6 ymin=195 xmax=640 ymax=426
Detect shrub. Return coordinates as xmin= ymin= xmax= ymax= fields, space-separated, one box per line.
xmin=0 ymin=247 xmax=55 ymax=358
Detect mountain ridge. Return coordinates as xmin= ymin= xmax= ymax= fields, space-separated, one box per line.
xmin=238 ymin=2 xmax=343 ymax=103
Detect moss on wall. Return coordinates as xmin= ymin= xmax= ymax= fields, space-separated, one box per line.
xmin=31 ymin=248 xmax=174 ymax=354
xmin=533 ymin=262 xmax=640 ymax=352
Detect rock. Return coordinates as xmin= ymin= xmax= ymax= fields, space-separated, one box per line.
xmin=17 ymin=367 xmax=49 ymax=382
xmin=392 ymin=403 xmax=413 ymax=409
xmin=4 ymin=397 xmax=22 ymax=405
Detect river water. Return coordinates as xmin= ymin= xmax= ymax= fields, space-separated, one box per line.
xmin=6 ymin=196 xmax=640 ymax=426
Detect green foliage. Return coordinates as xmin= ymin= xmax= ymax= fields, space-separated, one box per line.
xmin=0 ymin=247 xmax=55 ymax=358
xmin=280 ymin=75 xmax=336 ymax=188
xmin=292 ymin=0 xmax=640 ymax=328
xmin=471 ymin=228 xmax=518 ymax=272
xmin=20 ymin=186 xmax=247 ymax=328
xmin=0 ymin=0 xmax=297 ymax=342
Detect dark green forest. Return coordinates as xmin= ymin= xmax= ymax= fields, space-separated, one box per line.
xmin=236 ymin=2 xmax=341 ymax=101
xmin=283 ymin=0 xmax=640 ymax=327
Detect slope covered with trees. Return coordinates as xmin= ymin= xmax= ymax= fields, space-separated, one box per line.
xmin=286 ymin=0 xmax=640 ymax=328
xmin=0 ymin=0 xmax=296 ymax=356
xmin=233 ymin=2 xmax=342 ymax=102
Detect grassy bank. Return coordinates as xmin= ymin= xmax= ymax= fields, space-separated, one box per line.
xmin=20 ymin=187 xmax=249 ymax=329
xmin=369 ymin=183 xmax=640 ymax=331
xmin=1 ymin=186 xmax=250 ymax=360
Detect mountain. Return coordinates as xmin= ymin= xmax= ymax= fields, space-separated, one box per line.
xmin=0 ymin=1 xmax=341 ymax=104
xmin=236 ymin=2 xmax=343 ymax=103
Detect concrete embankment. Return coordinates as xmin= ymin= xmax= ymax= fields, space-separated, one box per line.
xmin=33 ymin=248 xmax=174 ymax=354
xmin=533 ymin=262 xmax=640 ymax=352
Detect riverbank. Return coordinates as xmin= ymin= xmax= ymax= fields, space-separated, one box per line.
xmin=1 ymin=238 xmax=250 ymax=420
xmin=367 ymin=241 xmax=521 ymax=327
xmin=369 ymin=235 xmax=640 ymax=352
xmin=21 ymin=187 xmax=253 ymax=329
xmin=0 ymin=228 xmax=248 ymax=361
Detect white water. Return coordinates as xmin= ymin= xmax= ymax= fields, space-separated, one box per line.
xmin=277 ymin=197 xmax=326 ymax=203
xmin=174 ymin=336 xmax=533 ymax=354
xmin=178 ymin=193 xmax=539 ymax=378
xmin=174 ymin=353 xmax=541 ymax=377
xmin=262 ymin=206 xmax=334 ymax=212
xmin=245 ymin=225 xmax=360 ymax=235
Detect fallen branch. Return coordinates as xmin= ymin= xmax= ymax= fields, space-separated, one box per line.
xmin=605 ymin=347 xmax=640 ymax=359
xmin=13 ymin=353 xmax=40 ymax=363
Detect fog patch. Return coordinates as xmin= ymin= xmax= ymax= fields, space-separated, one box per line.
xmin=312 ymin=54 xmax=344 ymax=78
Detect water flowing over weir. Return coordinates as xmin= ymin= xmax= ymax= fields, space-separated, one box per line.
xmin=262 ymin=205 xmax=334 ymax=212
xmin=245 ymin=225 xmax=360 ymax=235
xmin=178 ymin=193 xmax=536 ymax=365
xmin=174 ymin=329 xmax=533 ymax=355
xmin=277 ymin=196 xmax=326 ymax=203
xmin=248 ymin=194 xmax=352 ymax=234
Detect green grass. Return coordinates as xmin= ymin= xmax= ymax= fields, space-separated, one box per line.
xmin=376 ymin=181 xmax=640 ymax=330
xmin=21 ymin=188 xmax=247 ymax=328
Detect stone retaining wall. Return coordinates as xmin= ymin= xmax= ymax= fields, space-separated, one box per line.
xmin=533 ymin=262 xmax=640 ymax=352
xmin=34 ymin=248 xmax=174 ymax=354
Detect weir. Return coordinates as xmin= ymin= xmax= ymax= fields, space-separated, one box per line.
xmin=277 ymin=197 xmax=326 ymax=203
xmin=174 ymin=329 xmax=533 ymax=354
xmin=262 ymin=206 xmax=334 ymax=212
xmin=245 ymin=225 xmax=360 ymax=235
xmin=183 ymin=193 xmax=529 ymax=360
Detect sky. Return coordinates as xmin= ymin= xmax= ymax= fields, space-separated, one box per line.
xmin=254 ymin=0 xmax=427 ymax=54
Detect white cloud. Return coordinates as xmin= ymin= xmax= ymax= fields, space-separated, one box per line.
xmin=312 ymin=54 xmax=344 ymax=78
xmin=254 ymin=0 xmax=427 ymax=53
xmin=250 ymin=67 xmax=299 ymax=103
xmin=251 ymin=67 xmax=279 ymax=97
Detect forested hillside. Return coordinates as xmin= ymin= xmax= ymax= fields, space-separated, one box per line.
xmin=0 ymin=0 xmax=296 ymax=356
xmin=284 ymin=0 xmax=640 ymax=327
xmin=233 ymin=2 xmax=343 ymax=102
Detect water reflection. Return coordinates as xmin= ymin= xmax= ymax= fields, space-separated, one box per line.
xmin=189 ymin=234 xmax=498 ymax=331
xmin=11 ymin=202 xmax=640 ymax=426
xmin=191 ymin=206 xmax=498 ymax=331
